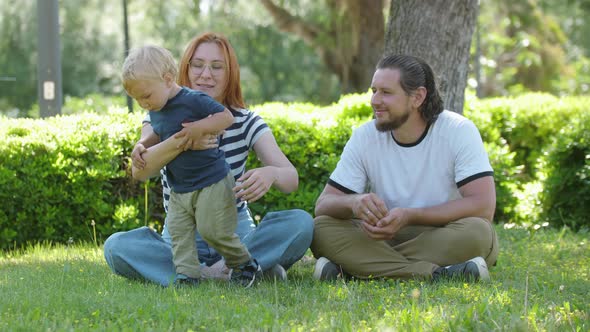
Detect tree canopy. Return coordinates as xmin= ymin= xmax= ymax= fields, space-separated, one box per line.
xmin=0 ymin=0 xmax=588 ymax=117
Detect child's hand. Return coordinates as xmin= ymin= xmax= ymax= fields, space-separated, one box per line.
xmin=174 ymin=121 xmax=223 ymax=151
xmin=131 ymin=143 xmax=147 ymax=169
xmin=174 ymin=128 xmax=219 ymax=151
xmin=174 ymin=121 xmax=203 ymax=150
xmin=190 ymin=133 xmax=221 ymax=151
xmin=173 ymin=129 xmax=192 ymax=151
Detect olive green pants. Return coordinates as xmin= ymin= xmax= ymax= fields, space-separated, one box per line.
xmin=311 ymin=216 xmax=499 ymax=279
xmin=167 ymin=173 xmax=250 ymax=279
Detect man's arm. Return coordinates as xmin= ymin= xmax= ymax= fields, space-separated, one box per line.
xmin=405 ymin=175 xmax=496 ymax=225
xmin=315 ymin=183 xmax=388 ymax=222
xmin=318 ymin=175 xmax=496 ymax=241
xmin=363 ymin=176 xmax=496 ymax=240
xmin=315 ymin=184 xmax=358 ymax=219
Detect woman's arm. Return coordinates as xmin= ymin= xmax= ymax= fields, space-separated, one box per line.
xmin=131 ymin=135 xmax=185 ymax=181
xmin=133 ymin=109 xmax=233 ymax=178
xmin=234 ymin=132 xmax=298 ymax=202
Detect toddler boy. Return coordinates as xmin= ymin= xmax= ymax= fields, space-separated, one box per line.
xmin=122 ymin=45 xmax=261 ymax=287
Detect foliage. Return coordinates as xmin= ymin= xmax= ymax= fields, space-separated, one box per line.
xmin=539 ymin=0 xmax=590 ymax=55
xmin=0 ymin=0 xmax=122 ymax=117
xmin=538 ymin=108 xmax=590 ymax=229
xmin=0 ymin=1 xmax=37 ymax=113
xmin=0 ymin=109 xmax=147 ymax=249
xmin=0 ymin=0 xmax=341 ymax=117
xmin=60 ymin=0 xmax=122 ymax=98
xmin=2 ymin=92 xmax=590 ymax=248
xmin=26 ymin=94 xmax=130 ymax=118
xmin=475 ymin=0 xmax=590 ymax=97
xmin=60 ymin=94 xmax=129 ymax=116
xmin=256 ymin=0 xmax=385 ymax=93
xmin=466 ymin=93 xmax=590 ymax=228
xmin=3 ymin=0 xmax=589 ymax=118
xmin=468 ymin=93 xmax=575 ymax=180
xmin=0 ymin=226 xmax=587 ymax=330
xmin=230 ymin=25 xmax=341 ymax=105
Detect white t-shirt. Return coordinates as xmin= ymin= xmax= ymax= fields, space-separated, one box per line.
xmin=329 ymin=110 xmax=493 ymax=210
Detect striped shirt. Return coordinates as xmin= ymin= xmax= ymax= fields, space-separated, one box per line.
xmin=145 ymin=107 xmax=270 ymax=212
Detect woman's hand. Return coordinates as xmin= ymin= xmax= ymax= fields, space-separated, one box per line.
xmin=234 ymin=167 xmax=278 ymax=203
xmin=250 ymin=132 xmax=298 ymax=194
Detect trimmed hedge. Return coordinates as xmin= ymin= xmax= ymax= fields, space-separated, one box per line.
xmin=1 ymin=93 xmax=588 ymax=249
xmin=0 ymin=110 xmax=150 ymax=249
xmin=466 ymin=93 xmax=590 ymax=228
xmin=537 ymin=108 xmax=590 ymax=229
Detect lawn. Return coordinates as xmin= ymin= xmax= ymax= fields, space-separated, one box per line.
xmin=0 ymin=225 xmax=588 ymax=331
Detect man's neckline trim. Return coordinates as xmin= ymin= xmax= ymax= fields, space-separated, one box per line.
xmin=390 ymin=122 xmax=432 ymax=148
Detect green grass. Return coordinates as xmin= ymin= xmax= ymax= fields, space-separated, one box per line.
xmin=1 ymin=226 xmax=588 ymax=331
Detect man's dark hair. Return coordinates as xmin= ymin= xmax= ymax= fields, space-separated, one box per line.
xmin=376 ymin=54 xmax=444 ymax=124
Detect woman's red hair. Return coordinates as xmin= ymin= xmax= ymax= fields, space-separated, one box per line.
xmin=178 ymin=32 xmax=246 ymax=109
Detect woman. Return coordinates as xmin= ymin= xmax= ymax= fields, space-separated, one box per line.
xmin=104 ymin=32 xmax=314 ymax=286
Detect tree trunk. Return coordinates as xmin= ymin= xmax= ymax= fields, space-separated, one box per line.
xmin=259 ymin=0 xmax=385 ymax=94
xmin=340 ymin=0 xmax=385 ymax=93
xmin=384 ymin=0 xmax=479 ymax=114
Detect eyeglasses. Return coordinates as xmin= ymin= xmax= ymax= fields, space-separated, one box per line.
xmin=189 ymin=60 xmax=226 ymax=76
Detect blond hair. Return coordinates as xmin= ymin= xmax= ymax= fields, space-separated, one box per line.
xmin=121 ymin=45 xmax=178 ymax=85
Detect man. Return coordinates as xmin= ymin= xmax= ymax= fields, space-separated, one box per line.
xmin=311 ymin=54 xmax=499 ymax=282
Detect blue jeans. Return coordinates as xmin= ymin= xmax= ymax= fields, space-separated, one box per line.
xmin=104 ymin=209 xmax=314 ymax=286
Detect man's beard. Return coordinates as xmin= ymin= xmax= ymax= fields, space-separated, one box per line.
xmin=375 ymin=108 xmax=411 ymax=132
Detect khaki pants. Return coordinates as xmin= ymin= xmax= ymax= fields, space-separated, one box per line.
xmin=167 ymin=173 xmax=250 ymax=279
xmin=311 ymin=216 xmax=499 ymax=280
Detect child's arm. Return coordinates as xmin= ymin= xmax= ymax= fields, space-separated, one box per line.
xmin=131 ymin=135 xmax=184 ymax=181
xmin=174 ymin=108 xmax=234 ymax=150
xmin=131 ymin=122 xmax=161 ymax=169
xmin=138 ymin=122 xmax=161 ymax=148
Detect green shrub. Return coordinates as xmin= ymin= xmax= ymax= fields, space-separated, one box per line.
xmin=465 ymin=102 xmax=521 ymax=223
xmin=61 ymin=94 xmax=129 ymax=115
xmin=1 ymin=92 xmax=588 ymax=248
xmin=470 ymin=93 xmax=578 ymax=180
xmin=0 ymin=109 xmax=147 ymax=249
xmin=22 ymin=94 xmax=130 ymax=119
xmin=537 ymin=109 xmax=590 ymax=230
xmin=468 ymin=94 xmax=590 ymax=229
xmin=0 ymin=100 xmax=363 ymax=248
